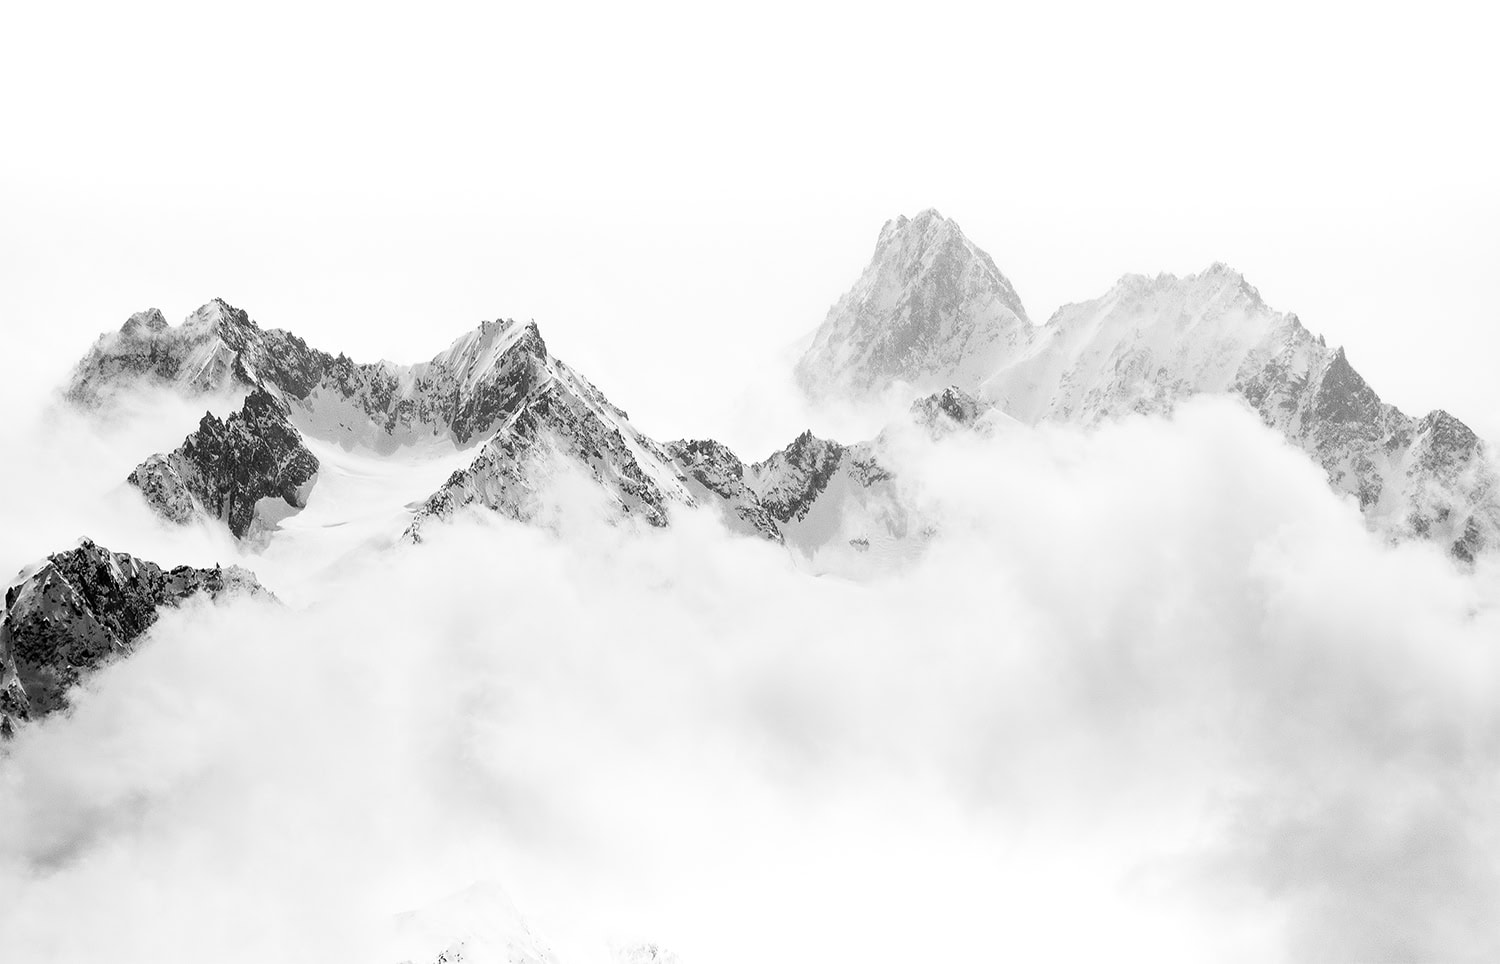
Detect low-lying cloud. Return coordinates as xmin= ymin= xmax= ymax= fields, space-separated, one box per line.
xmin=2 ymin=389 xmax=1498 ymax=963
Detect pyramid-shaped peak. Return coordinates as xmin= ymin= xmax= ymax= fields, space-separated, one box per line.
xmin=866 ymin=211 xmax=1022 ymax=313
xmin=426 ymin=317 xmax=549 ymax=387
xmin=186 ymin=299 xmax=264 ymax=352
xmin=189 ymin=297 xmax=242 ymax=318
xmin=795 ymin=211 xmax=1033 ymax=401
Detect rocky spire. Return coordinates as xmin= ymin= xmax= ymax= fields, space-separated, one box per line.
xmin=794 ymin=210 xmax=1031 ymax=401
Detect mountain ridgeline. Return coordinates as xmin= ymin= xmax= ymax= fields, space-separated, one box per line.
xmin=65 ymin=298 xmax=902 ymax=555
xmin=795 ymin=210 xmax=1499 ymax=561
xmin=7 ymin=211 xmax=1496 ymax=734
xmin=53 ymin=215 xmax=1500 ymax=566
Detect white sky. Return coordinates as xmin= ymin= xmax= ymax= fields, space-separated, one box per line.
xmin=4 ymin=0 xmax=1497 ymax=452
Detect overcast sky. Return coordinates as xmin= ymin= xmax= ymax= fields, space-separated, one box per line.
xmin=4 ymin=0 xmax=1497 ymax=450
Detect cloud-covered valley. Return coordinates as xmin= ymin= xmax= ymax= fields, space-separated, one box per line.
xmin=2 ymin=385 xmax=1497 ymax=963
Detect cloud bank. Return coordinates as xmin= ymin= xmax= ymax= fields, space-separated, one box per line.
xmin=1 ymin=390 xmax=1498 ymax=963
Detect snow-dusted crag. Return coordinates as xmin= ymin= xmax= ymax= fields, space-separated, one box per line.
xmin=981 ymin=265 xmax=1500 ymax=560
xmin=129 ymin=386 xmax=320 ymax=539
xmin=66 ymin=298 xmax=996 ymax=569
xmin=70 ymin=299 xmax=563 ymax=450
xmin=70 ymin=302 xmax=702 ymax=540
xmin=403 ymin=372 xmax=696 ymax=541
xmin=71 ymin=301 xmax=820 ymax=548
xmin=794 ymin=209 xmax=1031 ymax=401
xmin=744 ymin=429 xmax=924 ymax=568
xmin=0 ymin=538 xmax=267 ymax=735
xmin=798 ymin=214 xmax=1500 ymax=560
xmin=67 ymin=305 xmax=248 ymax=404
xmin=909 ymin=385 xmax=1006 ymax=439
xmin=664 ymin=439 xmax=784 ymax=541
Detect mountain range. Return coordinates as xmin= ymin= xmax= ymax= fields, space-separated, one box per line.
xmin=799 ymin=209 xmax=1499 ymax=562
xmin=7 ymin=208 xmax=1498 ymax=963
xmin=10 ymin=209 xmax=1495 ymax=741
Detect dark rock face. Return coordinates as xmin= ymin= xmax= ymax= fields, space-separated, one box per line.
xmin=910 ymin=385 xmax=990 ymax=437
xmin=68 ymin=308 xmax=223 ymax=398
xmin=748 ymin=431 xmax=850 ymax=524
xmin=70 ymin=301 xmax=555 ymax=448
xmin=251 ymin=318 xmax=553 ymax=446
xmin=128 ymin=387 xmax=320 ymax=539
xmin=913 ymin=386 xmax=981 ymax=424
xmin=665 ymin=439 xmax=783 ymax=542
xmin=406 ymin=378 xmax=682 ymax=540
xmin=74 ymin=302 xmax=731 ymax=545
xmin=1306 ymin=349 xmax=1390 ymax=448
xmin=0 ymin=539 xmax=268 ymax=734
xmin=1233 ymin=346 xmax=1499 ymax=561
xmin=63 ymin=298 xmax=940 ymax=566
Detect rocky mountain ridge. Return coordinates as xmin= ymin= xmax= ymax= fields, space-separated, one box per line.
xmin=70 ymin=299 xmax=561 ymax=450
xmin=57 ymin=214 xmax=1500 ymax=563
xmin=70 ymin=300 xmax=922 ymax=556
xmin=128 ymin=386 xmax=320 ymax=539
xmin=796 ymin=212 xmax=1500 ymax=560
xmin=0 ymin=539 xmax=268 ymax=736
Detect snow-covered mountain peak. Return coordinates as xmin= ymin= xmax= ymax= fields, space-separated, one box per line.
xmin=959 ymin=258 xmax=1499 ymax=561
xmin=1105 ymin=262 xmax=1264 ymax=312
xmin=978 ymin=263 xmax=1306 ymax=426
xmin=875 ymin=207 xmax=960 ymax=251
xmin=183 ymin=297 xmax=261 ymax=346
xmin=119 ymin=307 xmax=169 ymax=337
xmin=1 ymin=538 xmax=270 ymax=734
xmin=795 ymin=211 xmax=1032 ymax=401
xmin=427 ymin=318 xmax=549 ymax=395
xmin=69 ymin=300 xmax=255 ymax=405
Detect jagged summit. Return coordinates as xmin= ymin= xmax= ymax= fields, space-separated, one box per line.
xmin=790 ymin=216 xmax=1500 ymax=561
xmin=795 ymin=210 xmax=1031 ymax=401
xmin=72 ymin=302 xmax=896 ymax=554
xmin=129 ymin=386 xmax=320 ymax=540
xmin=665 ymin=439 xmax=783 ymax=541
xmin=909 ymin=385 xmax=1001 ymax=438
xmin=876 ymin=208 xmax=962 ymax=248
xmin=69 ymin=303 xmax=563 ymax=450
xmin=1006 ymin=269 xmax=1500 ymax=560
xmin=120 ymin=307 xmax=169 ymax=337
xmin=1108 ymin=262 xmax=1263 ymax=306
xmin=0 ymin=538 xmax=269 ymax=735
xmin=57 ymin=216 xmax=1500 ymax=567
xmin=983 ymin=261 xmax=1304 ymax=425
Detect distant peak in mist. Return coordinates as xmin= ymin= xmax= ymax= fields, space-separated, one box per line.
xmin=794 ymin=211 xmax=1500 ymax=563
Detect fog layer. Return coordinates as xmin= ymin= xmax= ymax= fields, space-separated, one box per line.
xmin=1 ymin=393 xmax=1497 ymax=963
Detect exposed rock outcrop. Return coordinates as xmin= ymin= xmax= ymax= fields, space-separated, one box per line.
xmin=0 ymin=539 xmax=269 ymax=735
xmin=128 ymin=386 xmax=320 ymax=538
xmin=665 ymin=439 xmax=783 ymax=541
